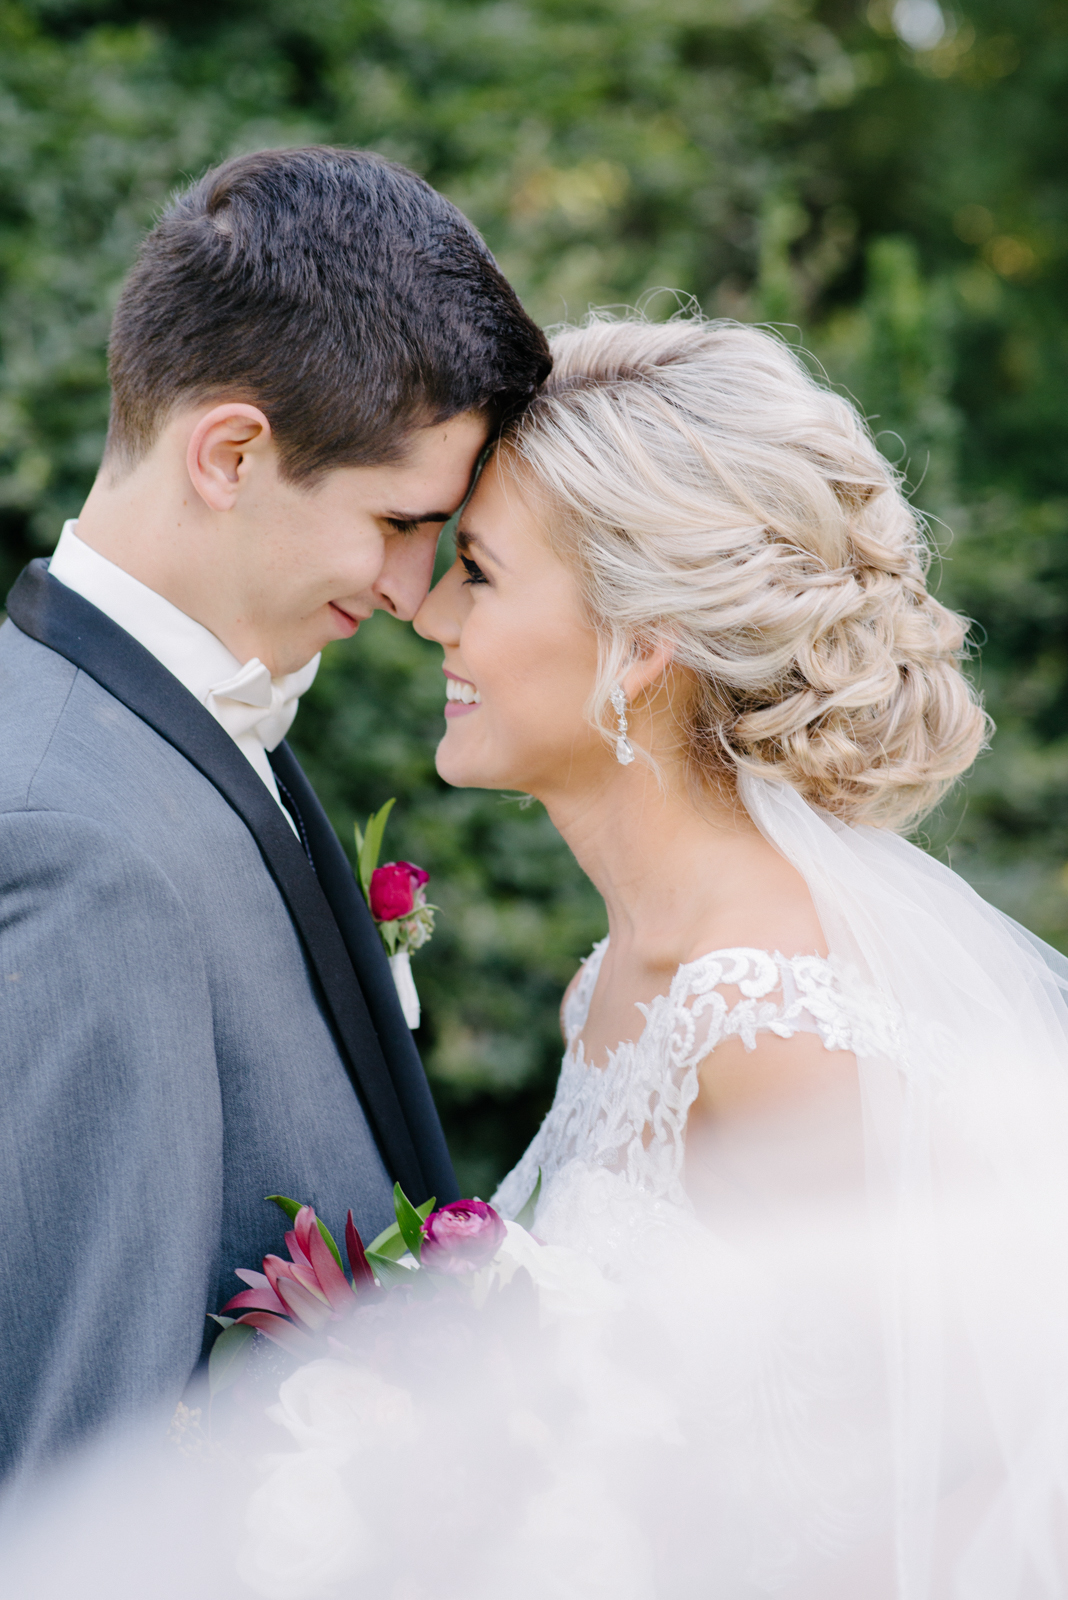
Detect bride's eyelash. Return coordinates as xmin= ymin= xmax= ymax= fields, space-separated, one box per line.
xmin=459 ymin=554 xmax=488 ymax=586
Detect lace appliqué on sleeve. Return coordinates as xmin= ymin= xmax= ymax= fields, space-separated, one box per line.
xmin=493 ymin=944 xmax=897 ymax=1221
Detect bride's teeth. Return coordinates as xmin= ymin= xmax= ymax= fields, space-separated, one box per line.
xmin=446 ymin=679 xmax=482 ymax=705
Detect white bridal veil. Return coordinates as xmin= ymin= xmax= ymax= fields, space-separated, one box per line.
xmin=740 ymin=772 xmax=1068 ymax=1599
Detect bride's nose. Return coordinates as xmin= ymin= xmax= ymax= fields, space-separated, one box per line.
xmin=413 ymin=560 xmax=464 ymax=646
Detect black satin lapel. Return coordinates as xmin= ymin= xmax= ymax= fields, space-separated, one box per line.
xmin=5 ymin=560 xmax=427 ymax=1198
xmin=270 ymin=743 xmax=458 ymax=1205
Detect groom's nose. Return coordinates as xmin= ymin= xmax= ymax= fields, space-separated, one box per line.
xmin=412 ymin=560 xmax=463 ymax=647
xmin=371 ymin=525 xmax=441 ymax=620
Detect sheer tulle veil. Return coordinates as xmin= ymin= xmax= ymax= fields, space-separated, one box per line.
xmin=740 ymin=771 xmax=1068 ymax=1597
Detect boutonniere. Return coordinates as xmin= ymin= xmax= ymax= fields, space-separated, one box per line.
xmin=354 ymin=799 xmax=437 ymax=1028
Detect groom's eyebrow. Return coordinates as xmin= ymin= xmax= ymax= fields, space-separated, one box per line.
xmin=383 ymin=509 xmax=452 ymax=528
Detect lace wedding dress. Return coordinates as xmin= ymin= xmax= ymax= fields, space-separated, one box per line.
xmin=492 ymin=936 xmax=895 ymax=1260
xmin=478 ymin=771 xmax=1068 ymax=1598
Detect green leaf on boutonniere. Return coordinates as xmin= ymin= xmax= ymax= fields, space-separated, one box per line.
xmin=265 ymin=1193 xmax=344 ymax=1269
xmin=354 ymin=798 xmax=396 ymax=903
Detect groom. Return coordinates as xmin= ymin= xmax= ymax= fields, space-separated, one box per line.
xmin=0 ymin=146 xmax=550 ymax=1479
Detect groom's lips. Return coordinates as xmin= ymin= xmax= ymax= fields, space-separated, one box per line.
xmin=328 ymin=602 xmax=365 ymax=638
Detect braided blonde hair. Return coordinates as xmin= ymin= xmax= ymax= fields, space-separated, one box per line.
xmin=501 ymin=313 xmax=988 ymax=831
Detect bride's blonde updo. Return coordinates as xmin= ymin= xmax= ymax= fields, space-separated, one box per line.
xmin=499 ymin=313 xmax=988 ymax=831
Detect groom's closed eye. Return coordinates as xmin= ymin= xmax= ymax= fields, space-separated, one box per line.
xmin=383 ymin=510 xmax=451 ymax=535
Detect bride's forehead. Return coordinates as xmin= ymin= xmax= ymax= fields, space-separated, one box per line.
xmin=460 ymin=476 xmax=561 ymax=564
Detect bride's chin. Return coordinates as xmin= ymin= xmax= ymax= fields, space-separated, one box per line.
xmin=434 ymin=739 xmax=525 ymax=794
xmin=434 ymin=739 xmax=492 ymax=791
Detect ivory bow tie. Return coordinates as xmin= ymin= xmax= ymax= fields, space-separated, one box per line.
xmin=206 ymin=654 xmax=321 ymax=752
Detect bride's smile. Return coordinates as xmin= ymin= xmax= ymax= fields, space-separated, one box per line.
xmin=443 ymin=670 xmax=481 ymax=712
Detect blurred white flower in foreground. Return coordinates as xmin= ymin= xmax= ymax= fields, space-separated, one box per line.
xmin=476 ymin=1219 xmax=623 ymax=1320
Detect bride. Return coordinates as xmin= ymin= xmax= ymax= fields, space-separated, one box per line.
xmin=14 ymin=314 xmax=1068 ymax=1599
xmin=417 ymin=310 xmax=963 ymax=1248
xmin=411 ymin=313 xmax=1068 ymax=1597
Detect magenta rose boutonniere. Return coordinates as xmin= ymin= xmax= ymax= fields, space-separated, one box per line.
xmin=369 ymin=860 xmax=430 ymax=923
xmin=354 ymin=800 xmax=437 ymax=1028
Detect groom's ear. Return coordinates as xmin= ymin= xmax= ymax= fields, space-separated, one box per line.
xmin=186 ymin=403 xmax=273 ymax=512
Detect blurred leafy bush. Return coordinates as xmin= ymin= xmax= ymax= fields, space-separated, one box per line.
xmin=1 ymin=0 xmax=1065 ymax=1188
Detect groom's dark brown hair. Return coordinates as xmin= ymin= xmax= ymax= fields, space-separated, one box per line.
xmin=105 ymin=146 xmax=551 ymax=480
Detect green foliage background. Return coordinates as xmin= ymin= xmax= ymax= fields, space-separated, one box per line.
xmin=1 ymin=0 xmax=1064 ymax=1193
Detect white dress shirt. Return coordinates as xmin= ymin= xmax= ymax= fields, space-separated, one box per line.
xmin=48 ymin=521 xmax=319 ymax=832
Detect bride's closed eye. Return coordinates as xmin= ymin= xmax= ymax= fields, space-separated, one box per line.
xmin=459 ymin=553 xmax=488 ymax=586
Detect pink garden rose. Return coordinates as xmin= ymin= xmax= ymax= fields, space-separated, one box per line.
xmin=369 ymin=861 xmax=429 ymax=922
xmin=420 ymin=1200 xmax=507 ymax=1275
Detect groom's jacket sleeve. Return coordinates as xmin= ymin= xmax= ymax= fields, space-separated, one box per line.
xmin=0 ymin=809 xmax=222 ymax=1479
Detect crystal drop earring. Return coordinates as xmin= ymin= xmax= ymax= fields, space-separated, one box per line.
xmin=610 ymin=683 xmax=635 ymax=766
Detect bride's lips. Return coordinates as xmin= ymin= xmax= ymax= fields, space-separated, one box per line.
xmin=444 ymin=668 xmax=481 ymax=719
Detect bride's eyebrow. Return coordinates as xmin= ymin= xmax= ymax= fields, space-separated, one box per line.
xmin=456 ymin=525 xmax=507 ymax=570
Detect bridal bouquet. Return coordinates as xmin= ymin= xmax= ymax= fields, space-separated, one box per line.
xmin=207 ymin=1176 xmax=551 ymax=1396
xmin=354 ymin=799 xmax=436 ymax=1027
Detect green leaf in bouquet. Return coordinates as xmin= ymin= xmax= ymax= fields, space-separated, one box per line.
xmin=267 ymin=1193 xmax=302 ymax=1224
xmin=365 ymin=1221 xmax=407 ymax=1261
xmin=354 ymin=797 xmax=396 ymax=903
xmin=265 ymin=1194 xmax=344 ymax=1269
xmin=393 ymin=1181 xmax=429 ymax=1260
xmin=515 ymin=1168 xmax=542 ymax=1230
xmin=368 ymin=1195 xmax=436 ymax=1260
xmin=208 ymin=1321 xmax=255 ymax=1396
xmin=365 ymin=1250 xmax=419 ymax=1288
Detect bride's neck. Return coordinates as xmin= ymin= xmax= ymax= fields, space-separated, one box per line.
xmin=542 ymin=759 xmax=766 ymax=966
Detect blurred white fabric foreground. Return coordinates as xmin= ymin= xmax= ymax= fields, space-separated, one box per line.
xmin=0 ymin=1201 xmax=891 ymax=1598
xmin=10 ymin=771 xmax=1068 ymax=1597
xmin=6 ymin=1162 xmax=1068 ymax=1599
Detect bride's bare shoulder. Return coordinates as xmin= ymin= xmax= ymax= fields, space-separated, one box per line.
xmin=686 ymin=836 xmax=829 ymax=964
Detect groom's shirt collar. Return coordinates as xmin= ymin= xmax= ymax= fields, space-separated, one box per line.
xmin=48 ymin=520 xmax=318 ymax=829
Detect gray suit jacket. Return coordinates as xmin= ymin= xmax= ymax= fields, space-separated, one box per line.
xmin=0 ymin=560 xmax=456 ymax=1478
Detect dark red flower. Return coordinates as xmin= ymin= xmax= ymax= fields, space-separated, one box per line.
xmin=369 ymin=861 xmax=429 ymax=922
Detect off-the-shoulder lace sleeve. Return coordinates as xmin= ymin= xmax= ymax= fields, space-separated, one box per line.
xmin=493 ymin=943 xmax=898 ymax=1219
xmin=561 ymin=937 xmax=608 ymax=1046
